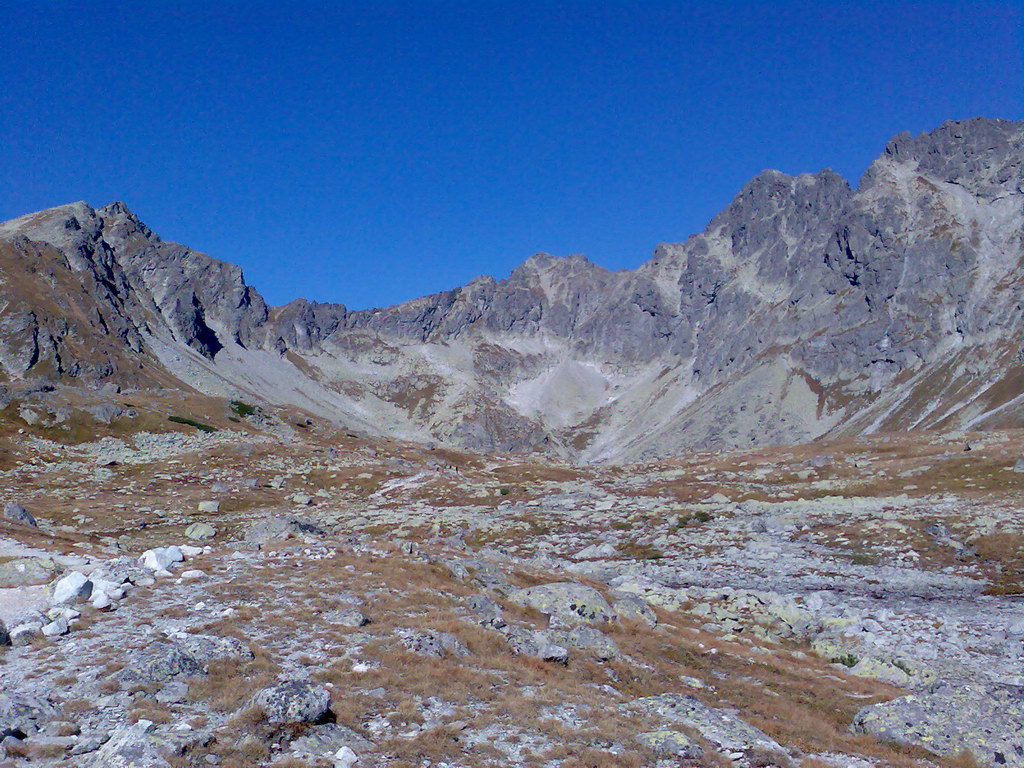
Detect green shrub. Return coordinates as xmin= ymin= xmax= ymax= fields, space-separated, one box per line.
xmin=230 ymin=400 xmax=257 ymax=417
xmin=168 ymin=415 xmax=218 ymax=433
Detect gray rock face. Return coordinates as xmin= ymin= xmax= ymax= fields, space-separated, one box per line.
xmin=0 ymin=691 xmax=59 ymax=740
xmin=175 ymin=633 xmax=253 ymax=666
xmin=631 ymin=693 xmax=785 ymax=757
xmin=0 ymin=557 xmax=60 ymax=588
xmin=86 ymin=720 xmax=171 ymax=768
xmin=852 ymin=684 xmax=1024 ymax=768
xmin=1 ymin=119 xmax=1021 ymax=460
xmin=637 ymin=729 xmax=704 ymax=758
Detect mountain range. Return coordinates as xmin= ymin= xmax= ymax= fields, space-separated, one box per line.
xmin=1 ymin=117 xmax=1021 ymax=462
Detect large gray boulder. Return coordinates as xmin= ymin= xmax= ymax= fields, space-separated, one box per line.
xmin=250 ymin=680 xmax=331 ymax=724
xmin=549 ymin=625 xmax=619 ymax=660
xmin=116 ymin=642 xmax=204 ymax=685
xmin=2 ymin=502 xmax=36 ymax=527
xmin=500 ymin=625 xmax=569 ymax=664
xmin=175 ymin=634 xmax=253 ymax=665
xmin=85 ymin=718 xmax=209 ymax=766
xmin=289 ymin=723 xmax=374 ymax=760
xmin=245 ymin=515 xmax=327 ymax=545
xmin=396 ymin=629 xmax=469 ymax=658
xmin=507 ymin=582 xmax=615 ymax=625
xmin=852 ymin=684 xmax=1024 ymax=768
xmin=86 ymin=720 xmax=172 ymax=768
xmin=184 ymin=522 xmax=216 ymax=540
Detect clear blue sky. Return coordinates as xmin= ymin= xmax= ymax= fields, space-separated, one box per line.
xmin=2 ymin=2 xmax=1022 ymax=310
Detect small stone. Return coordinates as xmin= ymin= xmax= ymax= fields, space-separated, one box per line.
xmin=197 ymin=501 xmax=220 ymax=513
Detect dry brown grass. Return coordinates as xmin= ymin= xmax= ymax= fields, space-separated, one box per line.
xmin=973 ymin=532 xmax=1024 ymax=594
xmin=186 ymin=652 xmax=279 ymax=712
xmin=128 ymin=698 xmax=173 ymax=724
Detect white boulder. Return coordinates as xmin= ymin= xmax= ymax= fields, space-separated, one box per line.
xmin=51 ymin=572 xmax=93 ymax=605
xmin=334 ymin=746 xmax=358 ymax=768
xmin=42 ymin=617 xmax=69 ymax=637
xmin=139 ymin=546 xmax=184 ymax=572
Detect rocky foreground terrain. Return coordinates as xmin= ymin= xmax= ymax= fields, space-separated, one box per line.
xmin=1 ymin=391 xmax=1022 ymax=768
xmin=1 ymin=115 xmax=1022 ymax=767
xmin=1 ymin=118 xmax=1022 ymax=460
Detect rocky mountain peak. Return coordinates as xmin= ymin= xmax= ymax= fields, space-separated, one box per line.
xmin=98 ymin=200 xmax=158 ymax=242
xmin=875 ymin=117 xmax=1023 ymax=197
xmin=0 ymin=117 xmax=1021 ymax=461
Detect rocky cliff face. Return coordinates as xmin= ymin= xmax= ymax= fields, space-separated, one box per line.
xmin=1 ymin=118 xmax=1021 ymax=460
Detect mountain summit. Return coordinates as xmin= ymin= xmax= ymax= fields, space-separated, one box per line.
xmin=1 ymin=118 xmax=1021 ymax=461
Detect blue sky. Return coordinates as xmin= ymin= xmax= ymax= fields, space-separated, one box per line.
xmin=2 ymin=2 xmax=1022 ymax=309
